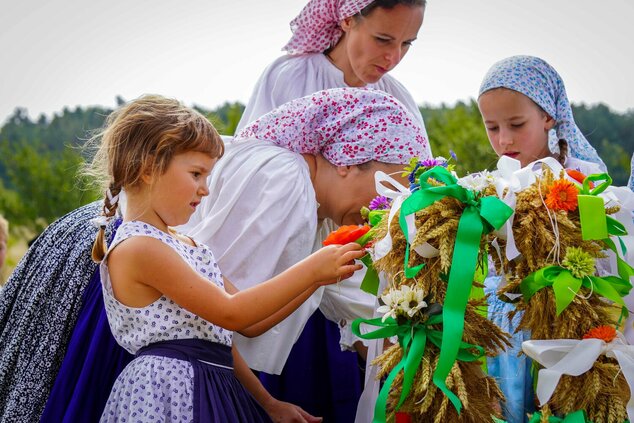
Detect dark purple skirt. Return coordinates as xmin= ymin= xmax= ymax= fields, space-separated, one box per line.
xmin=259 ymin=310 xmax=364 ymax=422
xmin=137 ymin=339 xmax=271 ymax=423
xmin=40 ymin=219 xmax=132 ymax=423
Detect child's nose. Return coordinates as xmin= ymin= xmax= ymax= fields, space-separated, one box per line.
xmin=498 ymin=128 xmax=513 ymax=146
xmin=199 ymin=183 xmax=209 ymax=197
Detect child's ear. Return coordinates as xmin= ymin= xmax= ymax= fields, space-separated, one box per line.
xmin=140 ymin=163 xmax=154 ymax=185
xmin=544 ymin=113 xmax=556 ymax=131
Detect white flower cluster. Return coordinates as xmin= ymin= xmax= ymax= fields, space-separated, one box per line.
xmin=457 ymin=170 xmax=496 ymax=193
xmin=377 ymin=285 xmax=428 ymax=322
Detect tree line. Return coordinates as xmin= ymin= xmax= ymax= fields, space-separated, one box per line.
xmin=0 ymin=99 xmax=631 ymax=233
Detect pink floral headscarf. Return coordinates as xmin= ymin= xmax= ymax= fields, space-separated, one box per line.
xmin=235 ymin=87 xmax=431 ymax=166
xmin=282 ymin=0 xmax=374 ymax=55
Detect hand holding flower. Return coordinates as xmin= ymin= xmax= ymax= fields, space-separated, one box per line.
xmin=307 ymin=242 xmax=365 ymax=286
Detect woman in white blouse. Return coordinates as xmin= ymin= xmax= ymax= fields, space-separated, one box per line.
xmin=236 ymin=0 xmax=428 ymax=133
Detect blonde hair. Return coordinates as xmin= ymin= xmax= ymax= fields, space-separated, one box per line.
xmin=86 ymin=95 xmax=224 ymax=262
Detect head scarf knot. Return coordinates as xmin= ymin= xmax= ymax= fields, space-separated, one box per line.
xmin=283 ymin=0 xmax=374 ymax=55
xmin=479 ymin=55 xmax=606 ymax=171
xmin=235 ymin=87 xmax=431 ymax=166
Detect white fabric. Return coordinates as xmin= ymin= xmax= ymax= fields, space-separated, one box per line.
xmin=523 ymin=336 xmax=634 ymax=422
xmin=564 ymin=156 xmax=603 ymax=176
xmin=179 ymin=139 xmax=375 ymax=373
xmin=236 ymin=53 xmax=427 ymax=134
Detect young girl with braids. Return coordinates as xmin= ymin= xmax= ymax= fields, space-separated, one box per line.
xmin=477 ymin=55 xmax=607 ymax=423
xmin=88 ymin=95 xmax=365 ymax=422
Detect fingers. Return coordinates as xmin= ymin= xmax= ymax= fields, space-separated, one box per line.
xmin=334 ymin=242 xmax=366 ymax=263
xmin=295 ymin=406 xmax=322 ymax=422
xmin=331 ymin=264 xmax=363 ymax=283
xmin=341 ymin=249 xmax=367 ymax=263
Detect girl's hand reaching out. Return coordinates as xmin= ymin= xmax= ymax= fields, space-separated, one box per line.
xmin=306 ymin=242 xmax=365 ymax=286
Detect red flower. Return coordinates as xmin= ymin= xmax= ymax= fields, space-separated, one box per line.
xmin=566 ymin=169 xmax=594 ymax=188
xmin=322 ymin=225 xmax=370 ymax=246
xmin=395 ymin=412 xmax=413 ymax=423
xmin=583 ymin=325 xmax=617 ymax=343
xmin=545 ymin=179 xmax=579 ymax=211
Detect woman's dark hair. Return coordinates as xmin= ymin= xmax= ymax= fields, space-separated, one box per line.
xmin=358 ymin=0 xmax=426 ymax=17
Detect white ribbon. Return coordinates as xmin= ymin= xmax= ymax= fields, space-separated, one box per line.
xmin=372 ymin=171 xmax=439 ymax=262
xmin=90 ymin=215 xmax=109 ymax=229
xmin=523 ymin=335 xmax=634 ymax=422
xmin=106 ymin=188 xmax=120 ymax=206
xmin=493 ymin=156 xmax=565 ymax=260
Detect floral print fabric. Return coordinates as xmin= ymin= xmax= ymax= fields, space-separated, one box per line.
xmin=101 ymin=221 xmax=232 ymax=354
xmin=235 ymin=87 xmax=431 ymax=166
xmin=283 ymin=0 xmax=374 ymax=54
xmin=479 ymin=55 xmax=606 ymax=170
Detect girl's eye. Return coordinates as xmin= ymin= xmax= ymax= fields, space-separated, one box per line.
xmin=375 ymin=36 xmax=390 ymax=43
xmin=511 ymin=123 xmax=525 ymax=128
xmin=486 ymin=126 xmax=499 ymax=132
xmin=403 ymin=41 xmax=414 ymax=47
xmin=192 ymin=172 xmax=201 ymax=178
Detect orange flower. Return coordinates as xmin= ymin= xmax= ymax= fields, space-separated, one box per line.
xmin=545 ymin=179 xmax=579 ymax=211
xmin=583 ymin=325 xmax=617 ymax=343
xmin=566 ymin=169 xmax=594 ymax=188
xmin=322 ymin=225 xmax=371 ymax=246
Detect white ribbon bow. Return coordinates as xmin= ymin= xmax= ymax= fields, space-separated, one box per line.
xmin=523 ymin=335 xmax=634 ymax=422
xmin=493 ymin=156 xmax=565 ymax=260
xmin=372 ymin=171 xmax=439 ymax=262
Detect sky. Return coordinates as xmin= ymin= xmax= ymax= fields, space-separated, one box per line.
xmin=1 ymin=0 xmax=633 ymax=126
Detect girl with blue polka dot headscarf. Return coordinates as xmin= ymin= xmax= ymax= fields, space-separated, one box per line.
xmin=479 ymin=55 xmax=606 ymax=171
xmin=478 ymin=55 xmax=610 ymax=423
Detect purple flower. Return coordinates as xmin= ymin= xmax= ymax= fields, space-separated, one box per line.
xmin=420 ymin=158 xmax=441 ymax=168
xmin=450 ymin=150 xmax=458 ymax=161
xmin=369 ymin=195 xmax=392 ymax=210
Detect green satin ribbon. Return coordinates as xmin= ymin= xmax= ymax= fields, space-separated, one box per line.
xmin=520 ymin=265 xmax=632 ymax=315
xmin=576 ymin=173 xmax=632 ymax=282
xmin=359 ymin=253 xmax=380 ymax=295
xmin=528 ymin=410 xmax=592 ymax=423
xmin=351 ymin=315 xmax=484 ymax=423
xmin=578 ymin=173 xmax=612 ymax=240
xmin=356 ymin=215 xmax=386 ymax=295
xmin=604 ymin=238 xmax=634 ymax=288
xmin=397 ymin=166 xmax=513 ymax=413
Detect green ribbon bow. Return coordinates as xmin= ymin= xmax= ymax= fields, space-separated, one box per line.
xmin=351 ymin=314 xmax=484 ymax=423
xmin=576 ymin=172 xmax=633 ymax=284
xmin=520 ymin=265 xmax=632 ymax=315
xmin=528 ymin=410 xmax=592 ymax=423
xmin=397 ymin=166 xmax=513 ymax=413
xmin=578 ymin=173 xmax=612 ymax=240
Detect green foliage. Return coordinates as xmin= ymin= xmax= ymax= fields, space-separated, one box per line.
xmin=572 ymin=103 xmax=633 ymax=185
xmin=197 ymin=102 xmax=245 ymax=136
xmin=420 ymin=100 xmax=499 ymax=175
xmin=0 ymin=141 xmax=100 ymax=232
